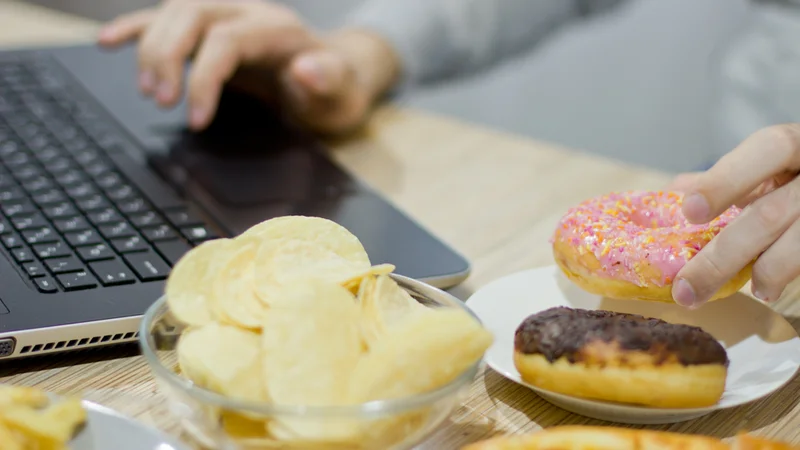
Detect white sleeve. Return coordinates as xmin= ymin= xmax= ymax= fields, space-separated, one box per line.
xmin=347 ymin=0 xmax=627 ymax=84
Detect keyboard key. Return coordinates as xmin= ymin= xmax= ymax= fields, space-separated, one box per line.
xmin=12 ymin=213 xmax=47 ymax=230
xmin=63 ymin=136 xmax=91 ymax=154
xmin=21 ymin=176 xmax=53 ymax=193
xmin=129 ymin=211 xmax=162 ymax=228
xmin=84 ymin=160 xmax=111 ymax=177
xmin=0 ymin=186 xmax=25 ymax=202
xmin=56 ymin=270 xmax=97 ymax=291
xmin=77 ymin=243 xmax=114 ymax=262
xmin=0 ymin=218 xmax=10 ymax=234
xmin=65 ymin=182 xmax=95 ymax=199
xmin=14 ymin=164 xmax=42 ymax=181
xmin=90 ymin=259 xmax=135 ymax=286
xmin=54 ymin=169 xmax=84 ymax=186
xmin=99 ymin=221 xmax=135 ymax=239
xmin=117 ymin=197 xmax=148 ymax=215
xmin=88 ymin=207 xmax=120 ymax=225
xmin=53 ymin=216 xmax=90 ymax=233
xmin=2 ymin=233 xmax=22 ymax=248
xmin=73 ymin=149 xmax=101 ymax=166
xmin=165 ymin=209 xmax=204 ymax=227
xmin=142 ymin=224 xmax=176 ymax=242
xmin=34 ymin=276 xmax=58 ymax=293
xmin=44 ymin=157 xmax=74 ymax=174
xmin=65 ymin=229 xmax=102 ymax=247
xmin=21 ymin=226 xmax=57 ymax=245
xmin=0 ymin=141 xmax=19 ymax=157
xmin=3 ymin=151 xmax=31 ymax=167
xmin=124 ymin=251 xmax=170 ymax=281
xmin=32 ymin=188 xmax=66 ymax=206
xmin=107 ymin=184 xmax=135 ymax=201
xmin=23 ymin=261 xmax=45 ymax=278
xmin=181 ymin=225 xmax=217 ymax=242
xmin=95 ymin=172 xmax=122 ymax=189
xmin=33 ymin=241 xmax=71 ymax=259
xmin=12 ymin=247 xmax=33 ymax=263
xmin=154 ymin=240 xmax=190 ymax=266
xmin=43 ymin=201 xmax=78 ymax=219
xmin=34 ymin=146 xmax=60 ymax=163
xmin=2 ymin=201 xmax=36 ymax=217
xmin=50 ymin=125 xmax=79 ymax=143
xmin=111 ymin=235 xmax=149 ymax=253
xmin=45 ymin=256 xmax=84 ymax=274
xmin=93 ymin=131 xmax=124 ymax=152
xmin=76 ymin=195 xmax=110 ymax=212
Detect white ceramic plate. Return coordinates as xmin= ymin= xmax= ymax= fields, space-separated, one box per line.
xmin=69 ymin=400 xmax=190 ymax=450
xmin=466 ymin=265 xmax=800 ymax=424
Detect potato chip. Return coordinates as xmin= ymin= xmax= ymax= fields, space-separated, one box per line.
xmin=177 ymin=322 xmax=266 ymax=402
xmin=162 ymin=214 xmax=495 ymax=448
xmin=342 ymin=263 xmax=396 ymax=294
xmin=212 ymin=238 xmax=268 ymax=330
xmin=241 ymin=215 xmax=370 ymax=267
xmin=260 ymin=280 xmax=363 ymax=441
xmin=253 ymin=239 xmax=371 ymax=306
xmin=0 ymin=421 xmax=23 ymax=450
xmin=0 ymin=385 xmax=48 ymax=408
xmin=358 ymin=274 xmax=428 ymax=347
xmin=166 ymin=238 xmax=235 ymax=327
xmin=0 ymin=396 xmax=86 ymax=446
xmin=220 ymin=410 xmax=270 ymax=440
xmin=348 ymin=308 xmax=493 ymax=403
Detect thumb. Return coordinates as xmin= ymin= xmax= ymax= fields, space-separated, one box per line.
xmin=287 ymin=49 xmax=351 ymax=98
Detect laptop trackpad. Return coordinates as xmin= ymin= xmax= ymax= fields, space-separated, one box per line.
xmin=147 ymin=91 xmax=360 ymax=207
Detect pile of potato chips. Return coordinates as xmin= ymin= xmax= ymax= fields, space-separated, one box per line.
xmin=0 ymin=384 xmax=86 ymax=450
xmin=165 ymin=216 xmax=493 ymax=447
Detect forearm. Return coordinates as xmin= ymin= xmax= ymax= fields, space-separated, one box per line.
xmin=345 ymin=0 xmax=628 ymax=87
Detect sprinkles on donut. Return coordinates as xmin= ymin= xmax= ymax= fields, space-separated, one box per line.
xmin=552 ymin=190 xmax=752 ymax=303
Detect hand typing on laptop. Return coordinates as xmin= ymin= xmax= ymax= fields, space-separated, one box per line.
xmin=97 ymin=0 xmax=401 ymax=135
xmin=97 ymin=0 xmax=629 ymax=135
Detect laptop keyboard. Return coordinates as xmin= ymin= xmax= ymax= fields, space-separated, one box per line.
xmin=0 ymin=56 xmax=216 ymax=293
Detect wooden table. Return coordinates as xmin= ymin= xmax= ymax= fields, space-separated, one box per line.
xmin=1 ymin=1 xmax=799 ymax=447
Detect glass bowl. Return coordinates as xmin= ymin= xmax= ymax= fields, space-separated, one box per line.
xmin=138 ymin=273 xmax=484 ymax=450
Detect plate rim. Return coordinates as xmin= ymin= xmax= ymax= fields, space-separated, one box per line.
xmin=466 ymin=264 xmax=800 ymax=416
xmin=71 ymin=398 xmax=190 ymax=449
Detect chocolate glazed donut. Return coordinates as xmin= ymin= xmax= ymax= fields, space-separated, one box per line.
xmin=513 ymin=307 xmax=729 ymax=408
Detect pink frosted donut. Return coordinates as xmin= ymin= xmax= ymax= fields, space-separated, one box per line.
xmin=551 ymin=191 xmax=751 ymax=303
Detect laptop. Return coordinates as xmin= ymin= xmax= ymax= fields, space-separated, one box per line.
xmin=0 ymin=43 xmax=471 ymax=361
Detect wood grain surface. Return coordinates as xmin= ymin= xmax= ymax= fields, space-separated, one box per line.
xmin=1 ymin=2 xmax=799 ymax=448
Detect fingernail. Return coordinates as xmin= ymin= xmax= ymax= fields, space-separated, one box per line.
xmin=672 ymin=278 xmax=697 ymax=308
xmin=190 ymin=107 xmax=207 ymax=128
xmin=683 ymin=193 xmax=710 ymax=222
xmin=139 ymin=71 xmax=155 ymax=92
xmin=294 ymin=56 xmax=326 ymax=92
xmin=752 ymin=289 xmax=767 ymax=302
xmin=157 ymin=82 xmax=174 ymax=102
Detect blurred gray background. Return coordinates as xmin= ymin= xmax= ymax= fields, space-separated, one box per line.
xmin=23 ymin=0 xmax=758 ymax=173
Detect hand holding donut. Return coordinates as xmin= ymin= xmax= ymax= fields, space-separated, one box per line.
xmin=671 ymin=124 xmax=800 ymax=308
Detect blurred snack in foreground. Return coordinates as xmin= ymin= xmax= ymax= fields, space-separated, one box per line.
xmin=461 ymin=426 xmax=800 ymax=450
xmin=164 ymin=215 xmax=493 ymax=448
xmin=0 ymin=384 xmax=87 ymax=450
